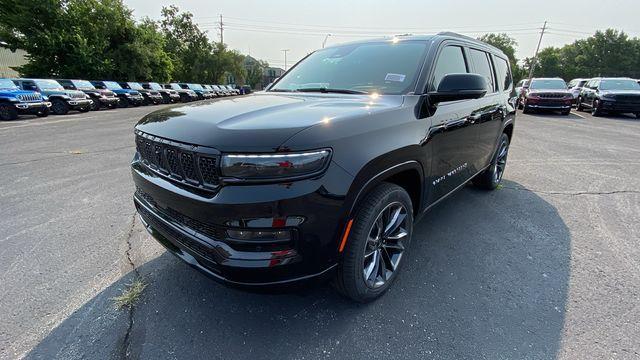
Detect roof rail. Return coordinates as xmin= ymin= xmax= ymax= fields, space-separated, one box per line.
xmin=436 ymin=31 xmax=504 ymax=54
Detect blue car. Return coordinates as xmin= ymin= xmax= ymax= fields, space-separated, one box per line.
xmin=0 ymin=78 xmax=51 ymax=120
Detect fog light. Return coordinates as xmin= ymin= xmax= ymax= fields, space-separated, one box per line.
xmin=226 ymin=229 xmax=291 ymax=242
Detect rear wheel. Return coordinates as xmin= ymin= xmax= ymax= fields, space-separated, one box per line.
xmin=334 ymin=183 xmax=413 ymax=302
xmin=51 ymin=99 xmax=69 ymax=115
xmin=0 ymin=104 xmax=18 ymax=120
xmin=473 ymin=133 xmax=510 ymax=190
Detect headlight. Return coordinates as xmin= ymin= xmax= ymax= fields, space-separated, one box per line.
xmin=601 ymin=94 xmax=615 ymax=100
xmin=221 ymin=149 xmax=331 ymax=181
xmin=42 ymin=95 xmax=49 ymax=101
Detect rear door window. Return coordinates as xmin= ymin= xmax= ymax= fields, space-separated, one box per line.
xmin=492 ymin=55 xmax=512 ymax=92
xmin=468 ymin=48 xmax=496 ymax=92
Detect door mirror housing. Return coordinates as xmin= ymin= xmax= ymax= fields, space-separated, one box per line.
xmin=428 ymin=73 xmax=488 ymax=104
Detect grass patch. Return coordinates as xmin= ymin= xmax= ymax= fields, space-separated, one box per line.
xmin=112 ymin=279 xmax=146 ymax=309
xmin=496 ymin=184 xmax=504 ymax=190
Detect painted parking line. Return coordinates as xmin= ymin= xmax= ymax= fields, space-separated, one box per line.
xmin=570 ymin=111 xmax=586 ymax=119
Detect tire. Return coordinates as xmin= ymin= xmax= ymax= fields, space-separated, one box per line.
xmin=90 ymin=99 xmax=100 ymax=111
xmin=334 ymin=182 xmax=413 ymax=302
xmin=473 ymin=133 xmax=510 ymax=190
xmin=576 ymin=97 xmax=584 ymax=111
xmin=79 ymin=106 xmax=90 ymax=113
xmin=591 ymin=99 xmax=603 ymax=116
xmin=0 ymin=104 xmax=18 ymax=120
xmin=522 ymin=104 xmax=531 ymax=114
xmin=561 ymin=109 xmax=570 ymax=116
xmin=51 ymin=98 xmax=69 ymax=115
xmin=36 ymin=108 xmax=49 ymax=117
xmin=635 ymin=113 xmax=640 ymax=119
xmin=118 ymin=97 xmax=129 ymax=108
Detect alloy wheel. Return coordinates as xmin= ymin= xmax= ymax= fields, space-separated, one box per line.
xmin=363 ymin=202 xmax=408 ymax=289
xmin=494 ymin=139 xmax=509 ymax=183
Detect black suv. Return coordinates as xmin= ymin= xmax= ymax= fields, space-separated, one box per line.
xmin=57 ymin=79 xmax=119 ymax=110
xmin=576 ymin=77 xmax=640 ymax=117
xmin=521 ymin=78 xmax=573 ymax=115
xmin=132 ymin=33 xmax=516 ymax=301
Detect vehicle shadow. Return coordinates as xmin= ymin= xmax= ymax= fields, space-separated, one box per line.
xmin=25 ymin=180 xmax=571 ymax=360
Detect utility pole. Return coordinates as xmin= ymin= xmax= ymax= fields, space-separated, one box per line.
xmin=528 ymin=21 xmax=547 ymax=82
xmin=281 ymin=49 xmax=290 ymax=70
xmin=219 ymin=14 xmax=224 ymax=45
xmin=322 ymin=34 xmax=332 ymax=48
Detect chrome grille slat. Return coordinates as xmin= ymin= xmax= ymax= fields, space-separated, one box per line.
xmin=16 ymin=93 xmax=42 ymax=102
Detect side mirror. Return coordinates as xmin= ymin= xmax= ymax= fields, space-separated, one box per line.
xmin=428 ymin=73 xmax=488 ymax=104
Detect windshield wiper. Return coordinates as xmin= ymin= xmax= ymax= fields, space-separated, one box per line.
xmin=268 ymin=88 xmax=294 ymax=92
xmin=293 ymin=87 xmax=368 ymax=94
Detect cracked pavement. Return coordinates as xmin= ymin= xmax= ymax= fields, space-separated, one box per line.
xmin=0 ymin=107 xmax=639 ymax=359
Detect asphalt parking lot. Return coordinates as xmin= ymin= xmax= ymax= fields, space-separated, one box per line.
xmin=1 ymin=104 xmax=639 ymax=360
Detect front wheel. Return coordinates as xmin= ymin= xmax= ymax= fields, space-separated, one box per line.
xmin=473 ymin=133 xmax=510 ymax=190
xmin=561 ymin=109 xmax=571 ymax=116
xmin=0 ymin=104 xmax=18 ymax=120
xmin=90 ymin=99 xmax=100 ymax=111
xmin=36 ymin=108 xmax=49 ymax=117
xmin=334 ymin=183 xmax=413 ymax=302
xmin=576 ymin=97 xmax=584 ymax=111
xmin=51 ymin=99 xmax=69 ymax=115
xmin=592 ymin=99 xmax=603 ymax=116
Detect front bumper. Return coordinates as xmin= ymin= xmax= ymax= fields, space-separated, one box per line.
xmin=66 ymin=99 xmax=92 ymax=109
xmin=131 ymin=156 xmax=353 ymax=286
xmin=126 ymin=95 xmax=144 ymax=104
xmin=148 ymin=94 xmax=164 ymax=104
xmin=600 ymin=100 xmax=640 ymax=113
xmin=526 ymin=104 xmax=571 ymax=110
xmin=14 ymin=101 xmax=51 ymax=114
xmin=98 ymin=97 xmax=119 ymax=106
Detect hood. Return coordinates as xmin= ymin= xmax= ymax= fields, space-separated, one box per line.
xmin=112 ymin=89 xmax=140 ymax=95
xmin=135 ymin=92 xmax=403 ymax=152
xmin=0 ymin=88 xmax=42 ymax=99
xmin=40 ymin=89 xmax=86 ymax=98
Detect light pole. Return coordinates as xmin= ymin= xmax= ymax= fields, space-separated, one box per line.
xmin=281 ymin=49 xmax=290 ymax=71
xmin=322 ymin=34 xmax=332 ymax=48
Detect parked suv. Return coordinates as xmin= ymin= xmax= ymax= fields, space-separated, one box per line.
xmin=163 ymin=83 xmax=198 ymax=102
xmin=514 ymin=79 xmax=529 ymax=108
xmin=521 ymin=78 xmax=572 ymax=115
xmin=132 ymin=33 xmax=515 ymax=301
xmin=0 ymin=78 xmax=50 ymax=120
xmin=567 ymin=78 xmax=589 ymax=104
xmin=178 ymin=83 xmax=213 ymax=100
xmin=57 ymin=79 xmax=119 ymax=110
xmin=91 ymin=81 xmax=144 ymax=108
xmin=13 ymin=79 xmax=92 ymax=115
xmin=576 ymin=77 xmax=640 ymax=117
xmin=119 ymin=82 xmax=163 ymax=106
xmin=142 ymin=82 xmax=181 ymax=104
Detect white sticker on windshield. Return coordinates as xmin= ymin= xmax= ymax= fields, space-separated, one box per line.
xmin=385 ymin=73 xmax=406 ymax=82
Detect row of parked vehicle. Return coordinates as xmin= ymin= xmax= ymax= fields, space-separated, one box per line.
xmin=0 ymin=78 xmax=244 ymax=121
xmin=514 ymin=77 xmax=640 ymax=117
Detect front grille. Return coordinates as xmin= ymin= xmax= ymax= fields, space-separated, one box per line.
xmin=538 ymin=93 xmax=566 ymax=98
xmin=135 ymin=132 xmax=220 ymax=190
xmin=16 ymin=93 xmax=42 ymax=102
xmin=614 ymin=95 xmax=640 ymax=103
xmin=70 ymin=92 xmax=86 ymax=99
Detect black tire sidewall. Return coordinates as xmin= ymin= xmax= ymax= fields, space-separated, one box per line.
xmin=51 ymin=99 xmax=68 ymax=115
xmin=0 ymin=104 xmax=18 ymax=120
xmin=339 ymin=183 xmax=413 ymax=302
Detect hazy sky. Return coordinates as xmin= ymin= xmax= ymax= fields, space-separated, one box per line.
xmin=125 ymin=0 xmax=640 ymax=69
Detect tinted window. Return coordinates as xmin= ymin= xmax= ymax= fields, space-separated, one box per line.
xmin=431 ymin=46 xmax=467 ymax=91
xmin=529 ymin=79 xmax=567 ymax=90
xmin=599 ymin=79 xmax=640 ymax=90
xmin=469 ymin=49 xmax=495 ymax=92
xmin=492 ymin=55 xmax=512 ymax=92
xmin=271 ymin=40 xmax=428 ymax=95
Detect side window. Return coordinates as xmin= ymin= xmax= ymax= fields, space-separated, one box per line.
xmin=431 ymin=45 xmax=467 ymax=91
xmin=568 ymin=80 xmax=576 ymax=88
xmin=468 ymin=48 xmax=495 ymax=92
xmin=492 ymin=55 xmax=512 ymax=92
xmin=593 ymin=80 xmax=600 ymax=89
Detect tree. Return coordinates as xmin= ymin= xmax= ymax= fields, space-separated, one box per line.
xmin=0 ymin=0 xmax=173 ymax=80
xmin=478 ymin=33 xmax=526 ymax=81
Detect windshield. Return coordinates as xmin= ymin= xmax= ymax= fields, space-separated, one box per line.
xmin=270 ymin=40 xmax=427 ymax=95
xmin=71 ymin=80 xmax=95 ymax=89
xmin=600 ymin=79 xmax=640 ymax=91
xmin=128 ymin=82 xmax=144 ymax=90
xmin=35 ymin=79 xmax=64 ymax=90
xmin=530 ymin=79 xmax=567 ymax=90
xmin=189 ymin=84 xmax=203 ymax=90
xmin=103 ymin=81 xmax=122 ymax=90
xmin=168 ymin=83 xmax=181 ymax=90
xmin=148 ymin=83 xmax=162 ymax=90
xmin=0 ymin=79 xmax=18 ymax=90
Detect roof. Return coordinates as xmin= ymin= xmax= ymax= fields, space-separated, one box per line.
xmin=323 ymin=31 xmax=505 ymax=57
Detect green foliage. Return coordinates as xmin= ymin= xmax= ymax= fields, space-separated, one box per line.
xmin=522 ymin=29 xmax=640 ymax=81
xmin=478 ymin=33 xmax=526 ymax=81
xmin=0 ymin=1 xmax=249 ymax=84
xmin=244 ymin=57 xmax=268 ymax=89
